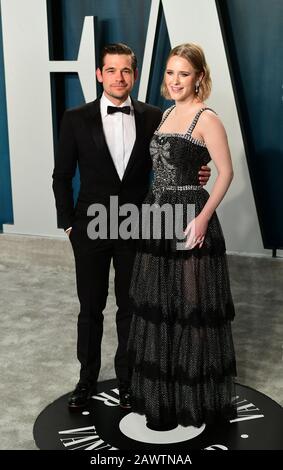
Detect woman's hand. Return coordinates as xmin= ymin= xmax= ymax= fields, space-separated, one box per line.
xmin=184 ymin=214 xmax=209 ymax=249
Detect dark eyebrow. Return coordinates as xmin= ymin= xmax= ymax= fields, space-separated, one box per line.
xmin=166 ymin=68 xmax=190 ymax=73
xmin=104 ymin=67 xmax=132 ymax=72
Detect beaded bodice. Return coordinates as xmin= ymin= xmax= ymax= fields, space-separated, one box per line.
xmin=150 ymin=107 xmax=213 ymax=200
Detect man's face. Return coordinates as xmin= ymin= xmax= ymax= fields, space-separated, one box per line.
xmin=96 ymin=54 xmax=137 ymax=105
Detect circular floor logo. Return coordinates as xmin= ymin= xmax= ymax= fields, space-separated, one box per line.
xmin=34 ymin=380 xmax=283 ymax=450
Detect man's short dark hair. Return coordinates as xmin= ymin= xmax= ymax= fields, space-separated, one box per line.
xmin=99 ymin=43 xmax=137 ymax=72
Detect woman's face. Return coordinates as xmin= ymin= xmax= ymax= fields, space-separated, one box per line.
xmin=165 ymin=55 xmax=199 ymax=102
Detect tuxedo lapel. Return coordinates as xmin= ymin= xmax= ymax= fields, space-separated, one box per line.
xmin=122 ymin=98 xmax=145 ymax=181
xmin=87 ymin=99 xmax=121 ymax=184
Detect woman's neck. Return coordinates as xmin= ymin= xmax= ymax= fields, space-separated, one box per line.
xmin=174 ymin=97 xmax=202 ymax=115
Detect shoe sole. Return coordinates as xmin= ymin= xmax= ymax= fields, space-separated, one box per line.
xmin=68 ymin=403 xmax=88 ymax=409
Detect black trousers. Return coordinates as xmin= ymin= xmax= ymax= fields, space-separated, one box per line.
xmin=70 ymin=225 xmax=136 ymax=388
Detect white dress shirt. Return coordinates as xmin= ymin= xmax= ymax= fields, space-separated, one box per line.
xmin=100 ymin=93 xmax=136 ymax=181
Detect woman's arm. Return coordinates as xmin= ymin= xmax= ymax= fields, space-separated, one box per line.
xmin=199 ymin=110 xmax=234 ymax=220
xmin=185 ymin=111 xmax=233 ymax=248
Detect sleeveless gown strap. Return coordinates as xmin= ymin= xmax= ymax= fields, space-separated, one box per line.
xmin=185 ymin=107 xmax=216 ymax=138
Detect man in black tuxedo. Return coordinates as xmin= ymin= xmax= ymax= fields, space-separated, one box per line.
xmin=52 ymin=43 xmax=210 ymax=410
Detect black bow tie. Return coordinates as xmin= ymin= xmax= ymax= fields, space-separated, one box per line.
xmin=107 ymin=105 xmax=131 ymax=115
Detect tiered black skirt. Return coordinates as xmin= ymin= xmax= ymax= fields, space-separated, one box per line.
xmin=127 ymin=188 xmax=237 ymax=428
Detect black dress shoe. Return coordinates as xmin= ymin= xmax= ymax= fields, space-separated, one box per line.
xmin=119 ymin=389 xmax=131 ymax=409
xmin=68 ymin=382 xmax=97 ymax=409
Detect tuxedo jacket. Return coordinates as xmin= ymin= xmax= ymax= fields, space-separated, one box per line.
xmin=52 ymin=98 xmax=162 ymax=230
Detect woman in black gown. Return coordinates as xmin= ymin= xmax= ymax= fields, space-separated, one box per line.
xmin=128 ymin=43 xmax=237 ymax=431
